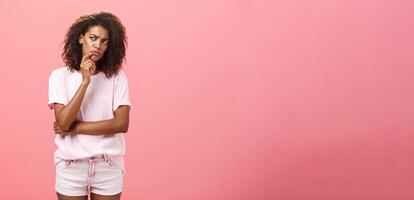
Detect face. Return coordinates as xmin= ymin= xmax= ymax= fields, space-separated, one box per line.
xmin=79 ymin=25 xmax=110 ymax=62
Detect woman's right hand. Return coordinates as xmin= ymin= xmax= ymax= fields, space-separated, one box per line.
xmin=80 ymin=52 xmax=96 ymax=83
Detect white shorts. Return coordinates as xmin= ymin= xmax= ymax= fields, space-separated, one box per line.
xmin=55 ymin=154 xmax=125 ymax=196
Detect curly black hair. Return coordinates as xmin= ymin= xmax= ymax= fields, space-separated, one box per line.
xmin=62 ymin=11 xmax=127 ymax=78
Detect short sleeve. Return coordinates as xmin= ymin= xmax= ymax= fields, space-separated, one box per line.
xmin=48 ymin=69 xmax=69 ymax=110
xmin=113 ymin=70 xmax=132 ymax=111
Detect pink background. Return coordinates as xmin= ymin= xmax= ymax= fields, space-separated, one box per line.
xmin=0 ymin=0 xmax=413 ymax=199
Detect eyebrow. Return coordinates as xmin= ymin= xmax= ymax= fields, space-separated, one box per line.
xmin=89 ymin=34 xmax=109 ymax=40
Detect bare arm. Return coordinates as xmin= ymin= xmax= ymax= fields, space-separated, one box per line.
xmin=54 ymin=105 xmax=130 ymax=135
xmin=54 ymin=52 xmax=96 ymax=131
xmin=54 ymin=82 xmax=89 ymax=131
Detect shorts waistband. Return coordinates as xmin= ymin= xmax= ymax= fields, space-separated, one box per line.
xmin=54 ymin=154 xmax=123 ymax=165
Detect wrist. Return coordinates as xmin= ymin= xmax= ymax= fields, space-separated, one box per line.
xmin=81 ymin=80 xmax=90 ymax=86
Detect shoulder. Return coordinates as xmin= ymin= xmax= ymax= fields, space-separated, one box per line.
xmin=49 ymin=66 xmax=72 ymax=78
xmin=114 ymin=69 xmax=128 ymax=81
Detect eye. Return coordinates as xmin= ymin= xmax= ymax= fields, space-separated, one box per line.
xmin=103 ymin=40 xmax=109 ymax=45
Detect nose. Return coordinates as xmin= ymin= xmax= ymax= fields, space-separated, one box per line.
xmin=94 ymin=41 xmax=102 ymax=49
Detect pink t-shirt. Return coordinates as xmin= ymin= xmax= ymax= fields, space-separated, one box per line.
xmin=48 ymin=66 xmax=132 ymax=162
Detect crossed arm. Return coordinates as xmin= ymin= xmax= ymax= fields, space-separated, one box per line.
xmin=53 ymin=104 xmax=129 ymax=135
xmin=53 ymin=81 xmax=129 ymax=136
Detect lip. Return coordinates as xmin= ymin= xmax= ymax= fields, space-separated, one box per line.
xmin=91 ymin=51 xmax=100 ymax=56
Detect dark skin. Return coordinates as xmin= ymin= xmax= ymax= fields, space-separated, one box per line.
xmin=57 ymin=192 xmax=121 ymax=200
xmin=53 ymin=26 xmax=128 ymax=200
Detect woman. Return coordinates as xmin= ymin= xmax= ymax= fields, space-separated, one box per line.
xmin=48 ymin=12 xmax=131 ymax=200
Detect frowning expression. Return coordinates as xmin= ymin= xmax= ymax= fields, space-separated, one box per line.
xmin=79 ymin=25 xmax=110 ymax=62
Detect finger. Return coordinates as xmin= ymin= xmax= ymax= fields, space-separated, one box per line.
xmin=82 ymin=61 xmax=92 ymax=71
xmin=81 ymin=52 xmax=93 ymax=63
xmin=82 ymin=60 xmax=92 ymax=67
xmin=82 ymin=52 xmax=93 ymax=62
xmin=90 ymin=65 xmax=96 ymax=74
